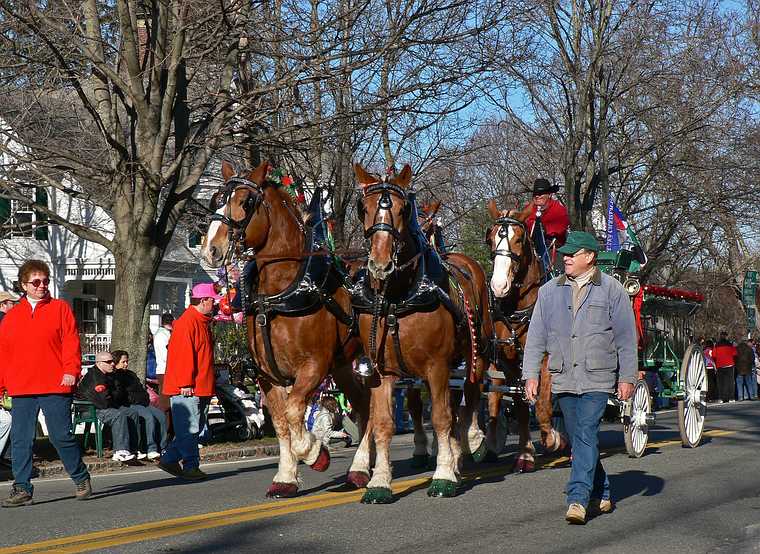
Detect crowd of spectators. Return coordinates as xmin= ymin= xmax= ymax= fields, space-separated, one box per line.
xmin=702 ymin=332 xmax=760 ymax=403
xmin=0 ymin=258 xmax=232 ymax=505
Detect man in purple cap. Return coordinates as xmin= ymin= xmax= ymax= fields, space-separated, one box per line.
xmin=158 ymin=282 xmax=220 ymax=481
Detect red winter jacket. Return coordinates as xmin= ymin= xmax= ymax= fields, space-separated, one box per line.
xmin=525 ymin=198 xmax=570 ymax=247
xmin=0 ymin=296 xmax=82 ymax=396
xmin=712 ymin=342 xmax=737 ymax=368
xmin=162 ymin=306 xmax=215 ymax=397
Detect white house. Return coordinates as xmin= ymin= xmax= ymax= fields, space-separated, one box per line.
xmin=0 ymin=134 xmax=216 ymax=354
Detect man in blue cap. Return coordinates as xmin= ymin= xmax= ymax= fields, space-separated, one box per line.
xmin=522 ymin=231 xmax=637 ymax=524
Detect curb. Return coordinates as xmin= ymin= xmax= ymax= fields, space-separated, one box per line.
xmin=30 ymin=443 xmax=281 ymax=479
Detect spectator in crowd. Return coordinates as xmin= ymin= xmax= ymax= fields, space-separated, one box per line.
xmin=158 ymin=283 xmax=219 ymax=481
xmin=703 ymin=340 xmax=718 ymax=403
xmin=0 ymin=291 xmax=18 ymax=324
xmin=112 ymin=350 xmax=168 ymax=460
xmin=712 ymin=331 xmax=738 ymax=403
xmin=0 ymin=260 xmax=91 ymax=507
xmin=77 ymin=352 xmax=139 ymax=462
xmin=0 ymin=392 xmax=10 ymax=468
xmin=735 ymin=339 xmax=756 ymax=401
xmin=311 ymin=395 xmax=352 ymax=448
xmin=0 ymin=293 xmax=15 ymax=469
xmin=523 ymin=231 xmax=637 ymax=524
xmin=153 ymin=313 xmax=174 ymax=417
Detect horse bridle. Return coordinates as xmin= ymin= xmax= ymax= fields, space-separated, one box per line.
xmin=360 ymin=181 xmax=408 ymax=240
xmin=489 ymin=216 xmax=527 ymax=263
xmin=210 ymin=176 xmax=266 ymax=243
xmin=359 ymin=179 xmax=411 ymax=270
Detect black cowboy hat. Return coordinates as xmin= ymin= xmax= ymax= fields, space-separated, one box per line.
xmin=531 ymin=178 xmax=559 ymax=195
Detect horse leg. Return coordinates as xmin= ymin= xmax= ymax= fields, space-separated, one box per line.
xmin=361 ymin=375 xmax=396 ymax=504
xmin=536 ymin=357 xmax=567 ymax=454
xmin=485 ymin=374 xmax=506 ymax=461
xmin=512 ymin=397 xmax=536 ymax=473
xmin=261 ymin=382 xmax=299 ymax=498
xmin=427 ymin=365 xmax=458 ymax=498
xmin=346 ymin=418 xmax=374 ymax=489
xmin=407 ymin=386 xmax=429 ymax=468
xmin=330 ymin=363 xmax=373 ymax=488
xmin=285 ymin=366 xmax=329 ymax=471
xmin=459 ymin=371 xmax=487 ymax=463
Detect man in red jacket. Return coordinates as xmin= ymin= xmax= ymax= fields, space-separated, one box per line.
xmin=712 ymin=331 xmax=738 ymax=403
xmin=525 ymin=178 xmax=571 ymax=248
xmin=0 ymin=260 xmax=91 ymax=507
xmin=158 ymin=282 xmax=219 ymax=481
xmin=524 ymin=178 xmax=570 ymax=279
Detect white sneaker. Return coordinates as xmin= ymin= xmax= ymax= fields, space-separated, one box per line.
xmin=147 ymin=451 xmax=161 ymax=461
xmin=136 ymin=452 xmax=147 ymax=460
xmin=112 ymin=450 xmax=135 ymax=462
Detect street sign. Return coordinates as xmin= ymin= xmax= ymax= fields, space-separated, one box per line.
xmin=742 ymin=270 xmax=758 ymax=307
xmin=747 ymin=306 xmax=757 ymax=330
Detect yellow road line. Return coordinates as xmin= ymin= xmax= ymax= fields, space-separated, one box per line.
xmin=1 ymin=428 xmax=736 ymax=554
xmin=541 ymin=429 xmax=736 ymax=469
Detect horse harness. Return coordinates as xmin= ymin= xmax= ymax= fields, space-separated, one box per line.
xmin=213 ymin=176 xmax=354 ymax=387
xmin=487 ymin=215 xmax=540 ymax=371
xmin=353 ymin=179 xmax=474 ymax=377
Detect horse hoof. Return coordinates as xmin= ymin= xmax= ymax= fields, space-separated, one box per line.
xmin=471 ymin=440 xmax=488 ymax=463
xmin=346 ymin=471 xmax=370 ymax=489
xmin=513 ymin=458 xmax=535 ymax=473
xmin=483 ymin=450 xmax=499 ymax=463
xmin=427 ymin=479 xmax=457 ymax=498
xmin=361 ymin=487 xmax=393 ymax=504
xmin=411 ymin=454 xmax=429 ymax=469
xmin=265 ymin=482 xmax=298 ymax=498
xmin=309 ymin=446 xmax=330 ymax=472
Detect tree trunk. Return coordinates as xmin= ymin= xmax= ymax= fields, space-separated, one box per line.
xmin=110 ymin=245 xmax=162 ymax=380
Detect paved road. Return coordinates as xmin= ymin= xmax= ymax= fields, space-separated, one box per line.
xmin=2 ymin=401 xmax=760 ymax=554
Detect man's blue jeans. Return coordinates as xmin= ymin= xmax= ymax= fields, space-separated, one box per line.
xmin=96 ymin=407 xmax=138 ymax=452
xmin=557 ymin=392 xmax=611 ymax=507
xmin=736 ymin=374 xmax=756 ymax=400
xmin=161 ymin=396 xmax=209 ymax=470
xmin=11 ymin=395 xmax=89 ymax=494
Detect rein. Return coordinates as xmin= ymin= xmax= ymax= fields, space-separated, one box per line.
xmin=360 ymin=179 xmax=420 ymax=376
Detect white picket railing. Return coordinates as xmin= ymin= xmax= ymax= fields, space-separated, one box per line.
xmin=81 ymin=333 xmax=111 ymax=355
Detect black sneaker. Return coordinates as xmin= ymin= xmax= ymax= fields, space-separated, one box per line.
xmin=158 ymin=461 xmax=184 ymax=478
xmin=75 ymin=478 xmax=92 ymax=501
xmin=181 ymin=468 xmax=208 ymax=481
xmin=2 ymin=486 xmax=33 ymax=508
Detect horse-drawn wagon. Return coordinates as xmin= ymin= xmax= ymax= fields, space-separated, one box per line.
xmin=596 ymin=249 xmax=707 ymax=457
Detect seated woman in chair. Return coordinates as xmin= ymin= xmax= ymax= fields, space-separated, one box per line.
xmin=112 ymin=350 xmax=168 ymax=460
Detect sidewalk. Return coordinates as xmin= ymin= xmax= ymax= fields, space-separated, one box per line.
xmin=0 ymin=438 xmax=281 ymax=481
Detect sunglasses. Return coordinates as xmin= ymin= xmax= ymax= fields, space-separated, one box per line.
xmin=99 ymin=359 xmax=115 ymax=364
xmin=26 ymin=278 xmax=50 ymax=288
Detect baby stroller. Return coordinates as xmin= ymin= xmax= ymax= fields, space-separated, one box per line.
xmin=208 ymin=365 xmax=264 ymax=441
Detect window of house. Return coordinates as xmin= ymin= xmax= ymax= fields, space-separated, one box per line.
xmin=0 ymin=186 xmax=48 ymax=240
xmin=73 ymin=297 xmax=106 ymax=335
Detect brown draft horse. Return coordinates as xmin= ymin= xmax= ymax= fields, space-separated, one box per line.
xmin=485 ymin=200 xmax=567 ymax=472
xmin=350 ymin=163 xmax=488 ymax=503
xmin=201 ymin=160 xmax=368 ymax=498
xmin=409 ymin=200 xmax=491 ymax=465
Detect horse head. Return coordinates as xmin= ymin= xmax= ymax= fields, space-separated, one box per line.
xmin=201 ymin=160 xmax=270 ymax=268
xmin=486 ymin=199 xmax=533 ymax=298
xmin=355 ymin=163 xmax=413 ymax=281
